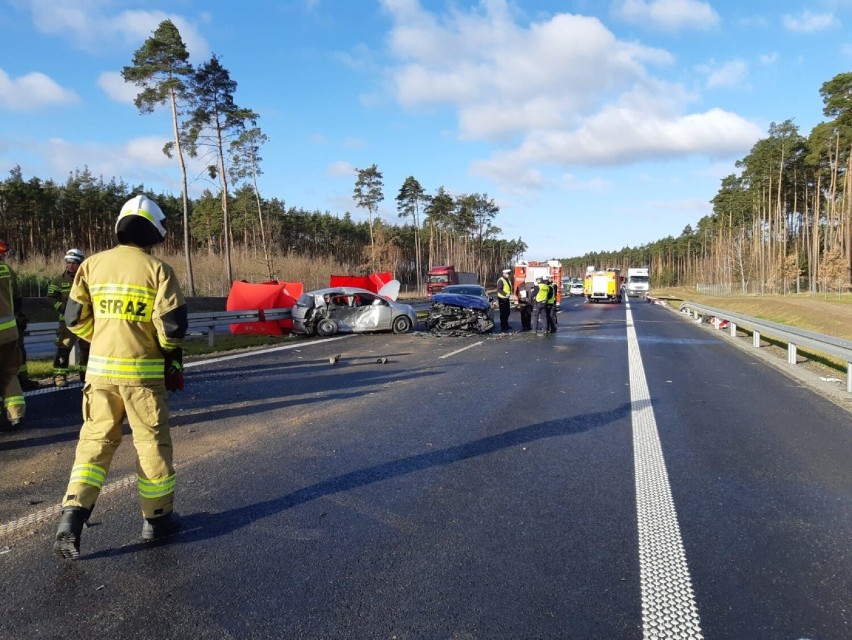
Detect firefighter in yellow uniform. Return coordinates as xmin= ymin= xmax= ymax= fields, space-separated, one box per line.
xmin=0 ymin=239 xmax=25 ymax=429
xmin=54 ymin=195 xmax=188 ymax=560
xmin=48 ymin=248 xmax=90 ymax=386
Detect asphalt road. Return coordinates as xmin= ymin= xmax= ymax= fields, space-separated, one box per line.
xmin=1 ymin=298 xmax=851 ymax=639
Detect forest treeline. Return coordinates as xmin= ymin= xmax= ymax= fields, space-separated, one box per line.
xmin=0 ymin=163 xmax=526 ymax=294
xmin=563 ymin=73 xmax=852 ymax=295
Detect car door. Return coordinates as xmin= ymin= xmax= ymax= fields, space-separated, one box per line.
xmin=337 ymin=292 xmax=392 ymax=332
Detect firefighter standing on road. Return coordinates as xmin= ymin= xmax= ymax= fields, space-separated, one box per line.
xmin=496 ymin=268 xmax=514 ymax=332
xmin=0 ymin=239 xmax=25 ymax=428
xmin=49 ymin=248 xmax=90 ymax=386
xmin=54 ymin=195 xmax=188 ymax=560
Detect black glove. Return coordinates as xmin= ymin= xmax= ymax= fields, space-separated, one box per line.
xmin=163 ymin=347 xmax=184 ymax=392
xmin=15 ymin=311 xmax=27 ymax=332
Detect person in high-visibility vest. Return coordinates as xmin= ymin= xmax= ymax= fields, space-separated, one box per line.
xmin=48 ymin=248 xmax=90 ymax=387
xmin=544 ymin=275 xmax=557 ymax=333
xmin=496 ymin=268 xmax=514 ymax=332
xmin=53 ymin=195 xmax=188 ymax=560
xmin=532 ymin=277 xmax=550 ymax=335
xmin=0 ymin=239 xmax=25 ymax=428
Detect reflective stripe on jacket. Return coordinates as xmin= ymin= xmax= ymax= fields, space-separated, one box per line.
xmin=64 ymin=245 xmax=187 ymax=386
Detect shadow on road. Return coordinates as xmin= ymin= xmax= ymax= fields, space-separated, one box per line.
xmin=85 ymin=402 xmax=631 ymax=560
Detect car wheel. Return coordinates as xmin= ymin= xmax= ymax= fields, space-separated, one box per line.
xmin=392 ymin=316 xmax=412 ymax=334
xmin=317 ymin=318 xmax=339 ymax=337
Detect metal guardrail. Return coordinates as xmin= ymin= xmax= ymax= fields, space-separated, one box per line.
xmin=23 ymin=307 xmax=294 ymax=350
xmin=678 ymin=300 xmax=852 ymax=393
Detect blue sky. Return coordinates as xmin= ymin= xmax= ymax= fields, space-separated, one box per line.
xmin=1 ymin=0 xmax=851 ymax=261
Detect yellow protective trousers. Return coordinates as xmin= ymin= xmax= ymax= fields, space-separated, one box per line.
xmin=0 ymin=340 xmax=25 ymax=423
xmin=62 ymin=382 xmax=175 ymax=519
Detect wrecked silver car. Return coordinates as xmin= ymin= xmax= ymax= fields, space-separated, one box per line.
xmin=426 ymin=289 xmax=495 ymax=336
xmin=292 ymin=286 xmax=417 ymax=337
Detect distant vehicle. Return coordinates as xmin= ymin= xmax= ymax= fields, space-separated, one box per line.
xmin=568 ymin=281 xmax=585 ymax=296
xmin=292 ymin=286 xmax=417 ymax=336
xmin=625 ymin=267 xmax=650 ymax=298
xmin=426 ymin=266 xmax=478 ymax=296
xmin=584 ymin=267 xmax=623 ymax=303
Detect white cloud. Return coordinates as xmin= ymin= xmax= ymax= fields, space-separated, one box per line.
xmin=704 ymin=59 xmax=748 ymax=89
xmin=381 ymin=1 xmax=760 ymax=188
xmin=97 ymin=71 xmax=138 ymax=104
xmin=477 ymin=105 xmax=762 ymax=179
xmin=759 ymin=52 xmax=778 ymax=65
xmin=782 ymin=10 xmax=840 ymax=33
xmin=612 ymin=0 xmax=720 ymax=31
xmin=24 ymin=0 xmax=209 ymax=58
xmin=326 ymin=160 xmax=355 ymax=177
xmin=0 ymin=68 xmax=79 ymax=110
xmin=384 ymin=2 xmax=673 ymax=141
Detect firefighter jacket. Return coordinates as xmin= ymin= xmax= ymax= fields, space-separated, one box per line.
xmin=497 ymin=276 xmax=512 ymax=299
xmin=64 ymin=245 xmax=188 ymax=386
xmin=0 ymin=262 xmax=20 ymax=346
xmin=48 ymin=270 xmax=75 ymax=321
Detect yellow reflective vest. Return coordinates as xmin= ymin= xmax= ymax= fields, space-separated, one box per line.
xmin=497 ymin=276 xmax=512 ymax=299
xmin=65 ymin=245 xmax=187 ymax=385
xmin=0 ymin=263 xmax=20 ymax=346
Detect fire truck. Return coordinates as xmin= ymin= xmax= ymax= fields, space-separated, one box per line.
xmin=513 ymin=260 xmax=563 ymax=304
xmin=583 ymin=266 xmax=622 ymax=303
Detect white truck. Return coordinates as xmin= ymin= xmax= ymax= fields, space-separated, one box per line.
xmin=625 ymin=267 xmax=650 ymax=299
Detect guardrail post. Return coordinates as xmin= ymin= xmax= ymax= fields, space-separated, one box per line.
xmin=788 ymin=343 xmax=797 ymax=365
xmin=848 ymin=362 xmax=852 ymax=394
xmin=729 ymin=322 xmax=737 ymax=337
xmin=753 ymin=330 xmax=761 ymax=348
xmin=207 ymin=325 xmax=216 ymax=347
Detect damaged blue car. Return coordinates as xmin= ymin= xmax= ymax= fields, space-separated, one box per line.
xmin=426 ymin=287 xmax=495 ymax=335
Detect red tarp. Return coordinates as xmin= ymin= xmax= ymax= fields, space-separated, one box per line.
xmin=328 ymin=271 xmax=392 ymax=293
xmin=226 ymin=280 xmax=303 ymax=335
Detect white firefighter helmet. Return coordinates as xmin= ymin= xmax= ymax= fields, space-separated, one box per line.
xmin=115 ymin=195 xmax=167 ymax=246
xmin=64 ymin=248 xmax=84 ymax=264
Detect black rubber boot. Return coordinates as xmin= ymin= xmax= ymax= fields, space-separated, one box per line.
xmin=141 ymin=512 xmax=181 ymax=542
xmin=53 ymin=507 xmax=91 ymax=560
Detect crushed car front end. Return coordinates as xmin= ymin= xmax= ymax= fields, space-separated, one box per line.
xmin=426 ymin=292 xmax=494 ymax=336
